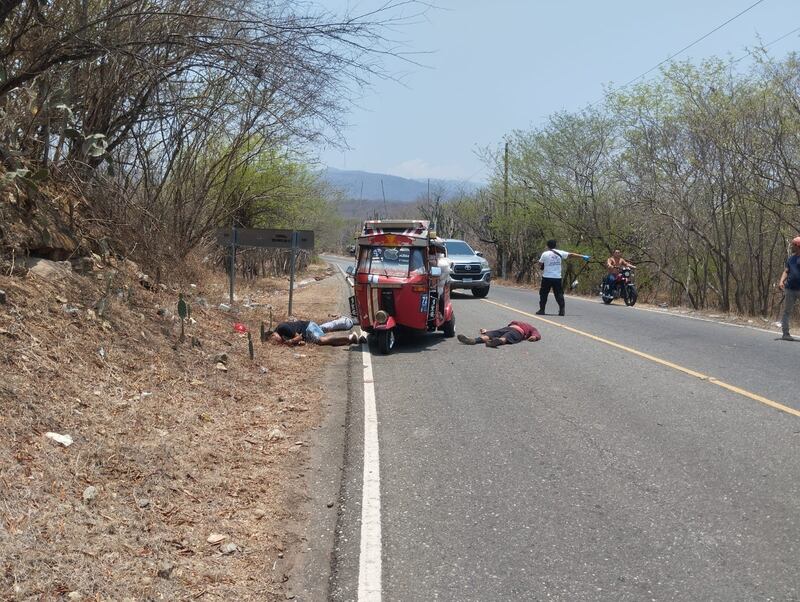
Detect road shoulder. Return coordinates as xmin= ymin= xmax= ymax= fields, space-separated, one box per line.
xmin=291 ymin=271 xmax=355 ymax=601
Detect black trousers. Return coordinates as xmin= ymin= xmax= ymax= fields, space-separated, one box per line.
xmin=539 ymin=277 xmax=564 ymax=312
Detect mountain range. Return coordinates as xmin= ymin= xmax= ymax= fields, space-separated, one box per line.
xmin=320 ymin=167 xmax=483 ymax=203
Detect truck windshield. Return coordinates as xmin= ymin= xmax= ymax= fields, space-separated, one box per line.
xmin=444 ymin=240 xmax=473 ymax=255
xmin=358 ymin=246 xmax=425 ymax=277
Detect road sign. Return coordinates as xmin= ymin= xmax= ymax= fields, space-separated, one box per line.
xmin=216 ymin=228 xmax=314 ymax=250
xmin=217 ymin=226 xmax=315 ymax=313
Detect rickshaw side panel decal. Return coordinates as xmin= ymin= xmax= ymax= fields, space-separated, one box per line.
xmin=361 ymin=220 xmax=428 ymax=238
xmin=364 ymin=233 xmax=415 ymax=247
xmin=427 ymin=294 xmax=438 ymax=324
xmin=369 ymin=287 xmax=380 ymax=325
xmin=357 ymin=235 xmax=428 ymax=248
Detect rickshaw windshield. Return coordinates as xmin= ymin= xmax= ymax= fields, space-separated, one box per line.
xmin=358 ymin=246 xmax=426 ymax=277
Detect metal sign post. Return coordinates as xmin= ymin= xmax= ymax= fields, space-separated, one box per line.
xmin=288 ymin=231 xmax=299 ymax=317
xmin=228 ymin=226 xmax=237 ymax=304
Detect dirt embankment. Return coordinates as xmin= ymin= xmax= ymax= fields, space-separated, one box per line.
xmin=0 ymin=258 xmax=345 ymax=600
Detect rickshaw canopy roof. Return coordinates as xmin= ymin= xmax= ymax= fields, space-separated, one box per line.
xmin=357 ymin=219 xmax=446 ymax=249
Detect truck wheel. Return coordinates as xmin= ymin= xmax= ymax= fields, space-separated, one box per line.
xmin=377 ymin=329 xmax=396 ymax=354
xmin=471 ymin=287 xmax=490 ymax=298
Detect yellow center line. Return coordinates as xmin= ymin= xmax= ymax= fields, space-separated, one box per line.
xmin=483 ymin=298 xmax=800 ymax=418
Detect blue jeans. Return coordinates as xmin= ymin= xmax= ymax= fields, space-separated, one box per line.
xmin=304 ymin=321 xmax=325 ymax=342
xmin=319 ymin=316 xmax=354 ymax=332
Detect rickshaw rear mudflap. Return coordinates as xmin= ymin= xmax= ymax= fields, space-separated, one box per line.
xmin=348 ymin=294 xmax=359 ymax=320
xmin=372 ymin=315 xmax=396 ymax=331
xmin=442 ymin=297 xmax=454 ymax=323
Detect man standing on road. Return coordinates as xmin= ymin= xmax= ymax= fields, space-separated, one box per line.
xmin=536 ymin=239 xmax=589 ymax=316
xmin=778 ymin=236 xmax=800 ymax=341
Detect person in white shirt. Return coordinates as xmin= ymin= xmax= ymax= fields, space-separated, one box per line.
xmin=537 ymin=239 xmax=589 ymax=316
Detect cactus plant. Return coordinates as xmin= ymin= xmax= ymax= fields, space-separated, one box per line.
xmin=177 ymin=293 xmax=190 ymax=342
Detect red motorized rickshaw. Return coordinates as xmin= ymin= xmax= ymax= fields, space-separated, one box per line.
xmin=347 ymin=219 xmax=455 ymax=354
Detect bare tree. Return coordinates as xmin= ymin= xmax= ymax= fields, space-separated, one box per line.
xmin=1 ymin=0 xmax=429 ymax=265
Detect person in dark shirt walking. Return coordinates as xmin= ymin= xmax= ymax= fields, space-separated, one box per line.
xmin=778 ymin=236 xmax=800 ymax=341
xmin=457 ymin=321 xmax=541 ymax=348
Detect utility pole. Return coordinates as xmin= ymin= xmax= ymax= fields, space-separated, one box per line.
xmin=502 ymin=141 xmax=509 ymax=280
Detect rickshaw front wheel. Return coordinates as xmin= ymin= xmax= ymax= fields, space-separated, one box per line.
xmin=377 ymin=329 xmax=396 ymax=354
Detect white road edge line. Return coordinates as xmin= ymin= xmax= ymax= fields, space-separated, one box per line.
xmin=329 ymin=258 xmax=382 ymax=601
xmin=357 ymin=345 xmax=382 ymax=601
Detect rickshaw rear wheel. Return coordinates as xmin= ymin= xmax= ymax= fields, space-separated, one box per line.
xmin=377 ymin=329 xmax=396 ymax=354
xmin=442 ymin=315 xmax=456 ymax=338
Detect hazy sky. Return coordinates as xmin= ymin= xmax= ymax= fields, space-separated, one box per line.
xmin=312 ymin=0 xmax=800 ymax=182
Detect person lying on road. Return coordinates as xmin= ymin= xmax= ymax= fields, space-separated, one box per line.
xmin=457 ymin=321 xmax=541 ymax=348
xmin=269 ymin=319 xmax=365 ymax=346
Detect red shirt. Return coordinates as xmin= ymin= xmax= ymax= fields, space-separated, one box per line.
xmin=509 ymin=321 xmax=540 ymax=339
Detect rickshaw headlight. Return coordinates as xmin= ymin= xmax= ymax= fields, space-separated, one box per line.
xmin=375 ymin=310 xmax=389 ymax=324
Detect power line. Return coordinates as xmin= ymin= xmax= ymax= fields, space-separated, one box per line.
xmin=587 ymin=0 xmax=768 ymax=108
xmin=733 ymin=24 xmax=800 ymax=63
xmin=619 ymin=0 xmax=767 ymax=89
xmin=763 ymin=24 xmax=800 ymax=47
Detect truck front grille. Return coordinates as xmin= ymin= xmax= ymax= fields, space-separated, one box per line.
xmin=451 ymin=263 xmax=483 ymax=275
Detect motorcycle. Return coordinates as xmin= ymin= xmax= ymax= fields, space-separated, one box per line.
xmin=600 ymin=267 xmax=638 ymax=306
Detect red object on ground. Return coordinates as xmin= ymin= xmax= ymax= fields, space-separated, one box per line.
xmin=233 ymin=322 xmax=248 ymax=333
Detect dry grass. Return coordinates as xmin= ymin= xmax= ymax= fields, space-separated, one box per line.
xmin=0 ymin=258 xmax=342 ymax=600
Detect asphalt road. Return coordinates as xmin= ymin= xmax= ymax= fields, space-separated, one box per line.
xmin=324 ymin=256 xmax=800 ymax=602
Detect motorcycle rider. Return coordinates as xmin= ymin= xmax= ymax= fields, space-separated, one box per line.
xmin=604 ymin=249 xmax=636 ymax=295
